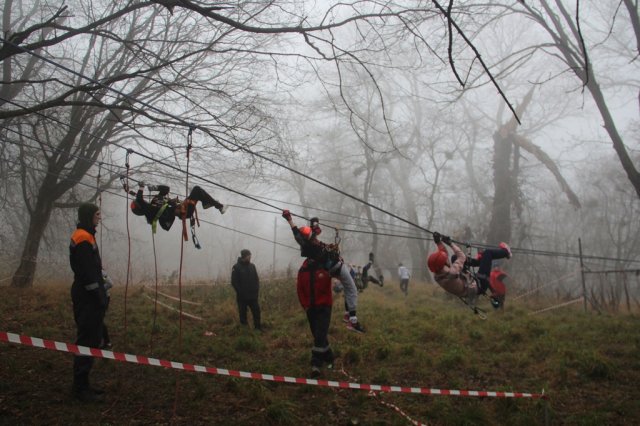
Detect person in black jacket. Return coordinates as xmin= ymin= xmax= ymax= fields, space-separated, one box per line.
xmin=125 ymin=181 xmax=227 ymax=232
xmin=69 ymin=203 xmax=107 ymax=402
xmin=231 ymin=249 xmax=261 ymax=330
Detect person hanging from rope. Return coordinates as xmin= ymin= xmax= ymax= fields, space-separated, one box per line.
xmin=361 ymin=252 xmax=384 ymax=290
xmin=123 ymin=180 xmax=227 ymax=232
xmin=282 ymin=210 xmax=365 ymax=334
xmin=427 ymin=232 xmax=512 ymax=309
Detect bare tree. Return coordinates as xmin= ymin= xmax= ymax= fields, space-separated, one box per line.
xmin=497 ymin=1 xmax=640 ymax=198
xmin=1 ymin=0 xmax=520 ymax=287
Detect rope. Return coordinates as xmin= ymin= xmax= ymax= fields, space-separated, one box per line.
xmin=512 ymin=269 xmax=579 ymax=301
xmin=3 ymin=125 xmax=640 ymax=265
xmin=528 ymin=297 xmax=584 ymax=315
xmin=149 ymin=232 xmax=159 ymax=352
xmin=123 ymin=150 xmax=133 ymax=345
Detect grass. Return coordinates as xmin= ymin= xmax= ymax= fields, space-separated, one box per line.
xmin=1 ymin=279 xmax=639 ymax=425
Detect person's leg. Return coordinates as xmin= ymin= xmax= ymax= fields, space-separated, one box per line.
xmin=72 ymin=293 xmax=104 ymax=400
xmin=335 ymin=263 xmax=357 ymax=315
xmin=306 ymin=307 xmax=322 ymax=371
xmin=189 ymin=186 xmax=223 ymax=210
xmin=237 ymin=297 xmax=248 ymax=325
xmin=475 ymin=248 xmax=509 ymax=293
xmin=248 ymin=299 xmax=261 ymax=330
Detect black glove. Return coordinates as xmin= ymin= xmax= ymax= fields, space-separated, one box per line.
xmin=282 ymin=209 xmax=292 ymax=220
xmin=442 ymin=235 xmax=452 ymax=245
xmin=433 ymin=232 xmax=441 ymax=244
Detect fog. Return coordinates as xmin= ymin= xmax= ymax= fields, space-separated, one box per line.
xmin=1 ymin=1 xmax=638 ymax=299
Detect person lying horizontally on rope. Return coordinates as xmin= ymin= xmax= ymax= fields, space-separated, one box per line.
xmin=427 ymin=232 xmax=512 ymax=309
xmin=124 ymin=181 xmax=227 ymax=232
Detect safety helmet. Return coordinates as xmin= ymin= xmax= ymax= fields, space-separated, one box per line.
xmin=427 ymin=250 xmax=449 ymax=273
xmin=299 ymin=226 xmax=313 ymax=239
xmin=130 ymin=200 xmax=145 ymax=216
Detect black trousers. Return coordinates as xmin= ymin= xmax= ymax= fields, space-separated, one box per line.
xmin=471 ymin=248 xmax=510 ymax=294
xmin=400 ymin=278 xmax=409 ymax=295
xmin=71 ymin=286 xmax=105 ymax=390
xmin=306 ymin=305 xmax=334 ymax=368
xmin=237 ymin=297 xmax=261 ymax=329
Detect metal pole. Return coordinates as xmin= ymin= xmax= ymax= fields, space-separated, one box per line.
xmin=578 ymin=238 xmax=587 ymax=312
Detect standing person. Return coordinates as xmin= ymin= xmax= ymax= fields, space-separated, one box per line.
xmin=69 ymin=203 xmax=107 ymax=402
xmin=397 ymin=263 xmax=410 ymax=296
xmin=231 ymin=249 xmax=262 ymax=331
xmin=282 ymin=210 xmax=364 ymax=333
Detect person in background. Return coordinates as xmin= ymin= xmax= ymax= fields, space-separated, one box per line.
xmin=397 ymin=262 xmax=410 ymax=296
xmin=361 ymin=252 xmax=383 ymax=289
xmin=231 ymin=249 xmax=262 ymax=331
xmin=69 ymin=203 xmax=107 ymax=402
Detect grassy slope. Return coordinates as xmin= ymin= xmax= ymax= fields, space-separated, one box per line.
xmin=1 ymin=280 xmax=639 ymax=425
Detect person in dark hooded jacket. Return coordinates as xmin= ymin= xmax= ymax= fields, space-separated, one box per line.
xmin=231 ymin=249 xmax=261 ymax=330
xmin=69 ymin=203 xmax=107 ymax=402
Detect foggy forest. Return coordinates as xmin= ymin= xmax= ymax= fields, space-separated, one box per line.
xmin=2 ymin=0 xmax=638 ymax=301
xmin=1 ymin=0 xmax=640 ymax=424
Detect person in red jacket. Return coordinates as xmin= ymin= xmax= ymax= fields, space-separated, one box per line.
xmin=69 ymin=203 xmax=107 ymax=402
xmin=427 ymin=232 xmax=512 ymax=309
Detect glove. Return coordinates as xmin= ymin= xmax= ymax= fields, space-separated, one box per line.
xmin=309 ymin=217 xmax=319 ymax=226
xmin=102 ymin=270 xmax=114 ymax=291
xmin=433 ymin=232 xmax=441 ymax=244
xmin=282 ymin=209 xmax=292 ymax=220
xmin=442 ymin=235 xmax=452 ymax=245
xmin=138 ymin=181 xmax=145 ymax=188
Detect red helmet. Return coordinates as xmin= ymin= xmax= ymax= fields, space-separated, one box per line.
xmin=299 ymin=226 xmax=313 ymax=239
xmin=427 ymin=250 xmax=448 ymax=273
xmin=130 ymin=200 xmax=145 ymax=216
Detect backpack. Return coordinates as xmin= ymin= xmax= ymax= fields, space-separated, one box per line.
xmin=297 ymin=259 xmax=333 ymax=308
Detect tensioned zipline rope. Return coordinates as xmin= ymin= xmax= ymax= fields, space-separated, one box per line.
xmin=4 ymin=130 xmax=639 ymax=265
xmin=0 ymin=37 xmax=439 ymax=236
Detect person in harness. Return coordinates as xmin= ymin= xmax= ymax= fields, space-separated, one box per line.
xmin=124 ymin=181 xmax=227 ymax=232
xmin=282 ymin=210 xmax=365 ymax=334
xmin=427 ymin=232 xmax=512 ymax=309
xmin=361 ymin=252 xmax=384 ymax=290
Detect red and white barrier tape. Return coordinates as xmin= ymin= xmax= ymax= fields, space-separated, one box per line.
xmin=369 ymin=391 xmax=427 ymax=426
xmin=0 ymin=332 xmax=547 ymax=400
xmin=340 ymin=366 xmax=427 ymax=425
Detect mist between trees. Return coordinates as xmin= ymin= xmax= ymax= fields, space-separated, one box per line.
xmin=0 ymin=1 xmax=638 ymax=308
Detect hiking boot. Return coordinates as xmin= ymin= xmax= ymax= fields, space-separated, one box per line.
xmin=73 ymin=388 xmax=104 ymax=403
xmin=311 ymin=366 xmax=321 ymax=379
xmin=219 ymin=205 xmax=228 ymax=214
xmin=490 ymin=296 xmax=503 ymax=309
xmin=499 ymin=242 xmax=512 ymax=259
xmin=346 ymin=321 xmax=365 ymax=334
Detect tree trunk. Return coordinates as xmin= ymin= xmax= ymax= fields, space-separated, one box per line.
xmin=586 ymin=76 xmax=640 ymax=199
xmin=11 ymin=194 xmax=55 ymax=288
xmin=486 ymin=130 xmax=514 ymax=245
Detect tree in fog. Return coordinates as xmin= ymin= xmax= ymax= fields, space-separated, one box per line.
xmin=485 ymin=1 xmax=640 ymax=198
xmin=1 ymin=0 xmax=519 ymax=287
